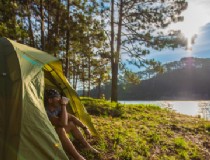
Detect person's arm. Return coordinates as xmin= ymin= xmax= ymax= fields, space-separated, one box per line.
xmin=68 ymin=114 xmax=86 ymax=128
xmin=68 ymin=113 xmax=91 ymax=137
xmin=49 ymin=97 xmax=69 ymax=127
xmin=49 ymin=104 xmax=68 ymax=127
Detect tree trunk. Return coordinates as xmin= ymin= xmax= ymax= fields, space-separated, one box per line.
xmin=26 ymin=0 xmax=35 ymax=47
xmin=82 ymin=59 xmax=85 ymax=96
xmin=110 ymin=0 xmax=117 ymax=101
xmin=97 ymin=78 xmax=102 ymax=99
xmin=47 ymin=0 xmax=51 ymax=52
xmin=88 ymin=55 xmax=91 ymax=97
xmin=54 ymin=0 xmax=60 ymax=57
xmin=111 ymin=0 xmax=123 ymax=102
xmin=27 ymin=14 xmax=35 ymax=47
xmin=72 ymin=54 xmax=77 ymax=89
xmin=65 ymin=0 xmax=70 ymax=77
xmin=40 ymin=0 xmax=45 ymax=51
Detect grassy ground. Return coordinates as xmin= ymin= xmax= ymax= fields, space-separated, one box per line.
xmin=80 ymin=97 xmax=210 ymax=160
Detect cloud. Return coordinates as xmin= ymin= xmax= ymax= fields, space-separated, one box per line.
xmin=192 ymin=23 xmax=210 ymax=57
xmin=197 ymin=0 xmax=210 ymax=6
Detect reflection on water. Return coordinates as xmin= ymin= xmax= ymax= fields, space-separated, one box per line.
xmin=119 ymin=101 xmax=210 ymax=119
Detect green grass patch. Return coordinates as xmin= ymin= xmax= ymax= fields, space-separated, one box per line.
xmin=80 ymin=98 xmax=210 ymax=160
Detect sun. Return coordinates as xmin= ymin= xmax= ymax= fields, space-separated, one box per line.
xmin=186 ymin=39 xmax=192 ymax=52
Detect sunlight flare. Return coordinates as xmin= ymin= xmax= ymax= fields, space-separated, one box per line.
xmin=169 ymin=0 xmax=210 ymax=51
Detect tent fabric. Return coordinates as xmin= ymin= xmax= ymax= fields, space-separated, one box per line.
xmin=0 ymin=37 xmax=96 ymax=160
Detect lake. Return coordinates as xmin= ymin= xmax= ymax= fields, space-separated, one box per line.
xmin=119 ymin=101 xmax=210 ymax=118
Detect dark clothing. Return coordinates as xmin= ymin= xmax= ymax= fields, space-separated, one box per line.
xmin=45 ymin=107 xmax=61 ymax=118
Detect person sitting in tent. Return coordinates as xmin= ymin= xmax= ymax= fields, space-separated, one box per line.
xmin=44 ymin=89 xmax=99 ymax=160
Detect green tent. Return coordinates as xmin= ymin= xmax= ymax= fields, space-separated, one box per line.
xmin=0 ymin=37 xmax=96 ymax=160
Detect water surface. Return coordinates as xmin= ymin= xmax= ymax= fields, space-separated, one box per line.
xmin=119 ymin=101 xmax=210 ymax=116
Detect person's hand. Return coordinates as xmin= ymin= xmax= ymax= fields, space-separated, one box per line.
xmin=60 ymin=97 xmax=69 ymax=105
xmin=84 ymin=127 xmax=91 ymax=139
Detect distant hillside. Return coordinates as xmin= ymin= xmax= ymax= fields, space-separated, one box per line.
xmin=90 ymin=57 xmax=210 ymax=100
xmin=119 ymin=57 xmax=210 ymax=100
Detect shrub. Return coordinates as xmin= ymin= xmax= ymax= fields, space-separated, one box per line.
xmin=81 ymin=97 xmax=124 ymax=117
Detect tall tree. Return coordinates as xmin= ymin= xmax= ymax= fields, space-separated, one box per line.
xmin=0 ymin=0 xmax=108 ymax=92
xmin=0 ymin=1 xmax=28 ymax=41
xmin=65 ymin=0 xmax=106 ymax=90
xmin=26 ymin=0 xmax=35 ymax=47
xmin=64 ymin=0 xmax=70 ymax=77
xmin=108 ymin=0 xmax=188 ymax=101
xmin=53 ymin=0 xmax=61 ymax=57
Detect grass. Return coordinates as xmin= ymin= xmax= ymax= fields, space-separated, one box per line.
xmin=79 ymin=97 xmax=210 ymax=160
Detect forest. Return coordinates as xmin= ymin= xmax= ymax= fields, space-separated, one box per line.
xmin=3 ymin=1 xmax=210 ymax=160
xmin=0 ymin=0 xmax=188 ymax=101
xmin=90 ymin=57 xmax=210 ymax=100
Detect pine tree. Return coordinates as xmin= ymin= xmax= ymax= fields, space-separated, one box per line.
xmin=106 ymin=0 xmax=188 ymax=101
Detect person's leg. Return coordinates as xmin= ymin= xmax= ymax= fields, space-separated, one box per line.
xmin=55 ymin=127 xmax=86 ymax=160
xmin=65 ymin=121 xmax=99 ymax=153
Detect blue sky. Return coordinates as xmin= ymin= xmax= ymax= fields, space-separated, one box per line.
xmin=146 ymin=0 xmax=210 ymax=64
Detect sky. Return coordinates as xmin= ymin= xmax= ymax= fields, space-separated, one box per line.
xmin=146 ymin=0 xmax=210 ymax=64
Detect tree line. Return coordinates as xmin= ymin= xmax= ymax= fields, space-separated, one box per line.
xmin=0 ymin=0 xmax=110 ymax=97
xmin=0 ymin=0 xmax=188 ymax=101
xmin=90 ymin=57 xmax=210 ymax=100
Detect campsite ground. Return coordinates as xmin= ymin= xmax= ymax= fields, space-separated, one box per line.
xmin=80 ymin=97 xmax=210 ymax=160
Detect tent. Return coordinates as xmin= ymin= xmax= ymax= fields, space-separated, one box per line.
xmin=0 ymin=37 xmax=96 ymax=160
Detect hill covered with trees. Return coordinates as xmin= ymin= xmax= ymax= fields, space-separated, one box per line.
xmin=91 ymin=57 xmax=210 ymax=100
